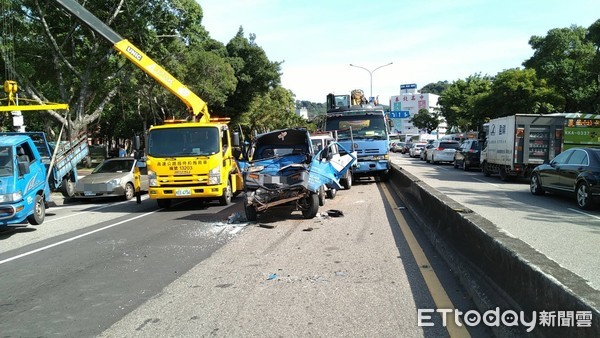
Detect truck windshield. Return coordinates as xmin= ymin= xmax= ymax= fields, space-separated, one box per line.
xmin=326 ymin=115 xmax=388 ymax=140
xmin=147 ymin=127 xmax=220 ymax=157
xmin=0 ymin=146 xmax=14 ymax=177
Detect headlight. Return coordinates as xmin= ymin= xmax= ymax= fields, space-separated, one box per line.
xmin=0 ymin=191 xmax=23 ymax=203
xmin=148 ymin=170 xmax=158 ymax=187
xmin=248 ymin=165 xmax=265 ymax=172
xmin=209 ymin=167 xmax=221 ymax=185
xmin=108 ymin=178 xmax=122 ymax=187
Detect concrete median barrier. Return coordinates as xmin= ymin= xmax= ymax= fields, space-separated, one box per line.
xmin=389 ymin=162 xmax=599 ymax=337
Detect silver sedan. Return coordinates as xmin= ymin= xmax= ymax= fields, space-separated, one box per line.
xmin=74 ymin=157 xmax=148 ymax=200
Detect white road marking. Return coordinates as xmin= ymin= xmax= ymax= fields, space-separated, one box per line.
xmin=0 ymin=209 xmax=159 ymax=265
xmin=568 ymin=208 xmax=600 ymax=220
xmin=472 ymin=177 xmax=500 ymax=187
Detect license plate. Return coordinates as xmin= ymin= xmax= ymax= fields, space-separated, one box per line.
xmin=84 ymin=191 xmax=95 ymax=196
xmin=175 ymin=189 xmax=191 ymax=196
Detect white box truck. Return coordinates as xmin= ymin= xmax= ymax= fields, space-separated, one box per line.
xmin=481 ymin=114 xmax=564 ymax=181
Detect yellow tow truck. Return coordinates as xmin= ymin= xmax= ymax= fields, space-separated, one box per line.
xmin=54 ymin=0 xmax=243 ymax=208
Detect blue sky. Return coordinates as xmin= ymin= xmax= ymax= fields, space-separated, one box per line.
xmin=198 ymin=0 xmax=599 ymax=103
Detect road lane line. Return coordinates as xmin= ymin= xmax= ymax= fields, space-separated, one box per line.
xmin=0 ymin=209 xmax=159 ymax=266
xmin=472 ymin=177 xmax=500 ymax=187
xmin=381 ymin=183 xmax=471 ymax=338
xmin=568 ymin=208 xmax=600 ymax=220
xmin=45 ymin=196 xmax=151 ymax=223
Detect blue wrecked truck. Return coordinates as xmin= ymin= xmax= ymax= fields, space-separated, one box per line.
xmin=240 ymin=128 xmax=355 ymax=221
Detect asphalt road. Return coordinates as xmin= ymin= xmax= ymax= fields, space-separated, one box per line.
xmin=0 ymin=178 xmax=493 ymax=337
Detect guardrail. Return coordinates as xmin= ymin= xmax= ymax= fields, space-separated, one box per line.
xmin=389 ymin=162 xmax=599 ymax=337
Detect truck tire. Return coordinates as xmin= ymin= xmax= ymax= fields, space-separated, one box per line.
xmin=219 ymin=180 xmax=233 ymax=206
xmin=341 ymin=171 xmax=352 ymax=190
xmin=157 ymin=198 xmax=172 ymax=208
xmin=27 ymin=194 xmax=45 ymax=225
xmin=244 ymin=202 xmax=258 ymax=221
xmin=60 ymin=178 xmax=76 ymax=198
xmin=301 ymin=193 xmax=319 ymax=219
xmin=326 ymin=188 xmax=336 ymax=199
xmin=482 ymin=162 xmax=491 ymax=177
xmin=124 ymin=182 xmax=135 ymax=200
xmin=318 ymin=186 xmax=326 ymax=206
xmin=499 ymin=167 xmax=509 ymax=181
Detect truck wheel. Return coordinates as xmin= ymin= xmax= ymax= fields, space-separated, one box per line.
xmin=157 ymin=199 xmax=172 ymax=208
xmin=326 ymin=188 xmax=337 ymax=199
xmin=60 ymin=178 xmax=75 ymax=198
xmin=219 ymin=180 xmax=233 ymax=206
xmin=576 ymin=182 xmax=593 ymax=210
xmin=318 ymin=186 xmax=326 ymax=206
xmin=530 ymin=174 xmax=545 ymax=195
xmin=482 ymin=162 xmax=491 ymax=177
xmin=341 ymin=171 xmax=352 ymax=190
xmin=499 ymin=167 xmax=509 ymax=181
xmin=453 ymin=159 xmax=459 ymax=169
xmin=27 ymin=194 xmax=45 ymax=225
xmin=301 ymin=193 xmax=319 ymax=219
xmin=244 ymin=202 xmax=258 ymax=221
xmin=123 ymin=182 xmax=135 ymax=200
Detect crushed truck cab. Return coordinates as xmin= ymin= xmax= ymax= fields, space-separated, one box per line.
xmin=0 ymin=135 xmax=51 ymax=227
xmin=241 ymin=128 xmax=355 ymax=221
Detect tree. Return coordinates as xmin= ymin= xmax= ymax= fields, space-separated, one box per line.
xmin=410 ymin=108 xmax=439 ymax=134
xmin=241 ymin=86 xmax=309 ymax=136
xmin=477 ymin=68 xmax=563 ymax=118
xmin=524 ymin=24 xmax=597 ymax=113
xmin=438 ymin=74 xmax=493 ymax=132
xmin=224 ymin=27 xmax=283 ymax=125
xmin=420 ymin=81 xmax=450 ymax=95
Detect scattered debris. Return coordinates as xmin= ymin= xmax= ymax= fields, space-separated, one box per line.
xmin=227 ymin=212 xmax=244 ymax=224
xmin=327 ymin=209 xmax=344 ymax=217
xmin=396 ymin=206 xmax=406 ymax=210
xmin=267 ymin=273 xmax=277 ymax=280
xmin=259 ymin=223 xmax=276 ymax=229
xmin=302 ymin=227 xmax=314 ymax=232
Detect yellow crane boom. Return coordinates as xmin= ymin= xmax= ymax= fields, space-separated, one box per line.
xmin=54 ymin=0 xmax=210 ymax=123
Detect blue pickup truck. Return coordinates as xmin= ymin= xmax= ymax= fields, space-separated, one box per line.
xmin=0 ymin=134 xmax=52 ymax=226
xmin=0 ymin=132 xmax=89 ymax=227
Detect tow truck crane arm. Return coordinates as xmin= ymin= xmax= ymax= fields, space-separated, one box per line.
xmin=54 ymin=0 xmax=210 ymax=123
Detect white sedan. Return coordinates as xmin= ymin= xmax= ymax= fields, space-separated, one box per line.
xmin=426 ymin=141 xmax=460 ymax=164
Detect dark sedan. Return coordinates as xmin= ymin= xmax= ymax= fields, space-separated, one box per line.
xmin=453 ymin=139 xmax=482 ymax=171
xmin=530 ymin=147 xmax=600 ymax=209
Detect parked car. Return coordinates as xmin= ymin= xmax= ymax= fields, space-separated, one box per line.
xmin=426 ymin=140 xmax=461 ymax=164
xmin=420 ymin=144 xmax=434 ymax=161
xmin=530 ymin=147 xmax=600 ymax=210
xmin=74 ymin=157 xmax=148 ymax=200
xmin=409 ymin=142 xmax=428 ymax=158
xmin=453 ymin=139 xmax=482 ymax=171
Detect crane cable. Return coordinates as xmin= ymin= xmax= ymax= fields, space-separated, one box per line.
xmin=1 ymin=0 xmax=18 ymax=104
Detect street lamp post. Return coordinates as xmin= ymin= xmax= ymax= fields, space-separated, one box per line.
xmin=349 ymin=62 xmax=393 ymax=99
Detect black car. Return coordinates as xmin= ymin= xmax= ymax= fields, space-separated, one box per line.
xmin=453 ymin=139 xmax=482 ymax=171
xmin=530 ymin=147 xmax=600 ymax=209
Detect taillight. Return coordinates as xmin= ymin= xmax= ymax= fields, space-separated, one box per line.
xmin=436 ymin=147 xmax=444 ymax=151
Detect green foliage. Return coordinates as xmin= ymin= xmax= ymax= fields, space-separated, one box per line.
xmin=524 ymin=25 xmax=598 ymax=113
xmin=438 ymin=74 xmax=493 ymax=131
xmin=224 ymin=27 xmax=283 ymax=125
xmin=420 ymin=81 xmax=451 ymax=95
xmin=478 ymin=68 xmax=563 ymax=118
xmin=410 ymin=108 xmax=440 ymax=133
xmin=240 ymin=86 xmax=311 ymax=137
